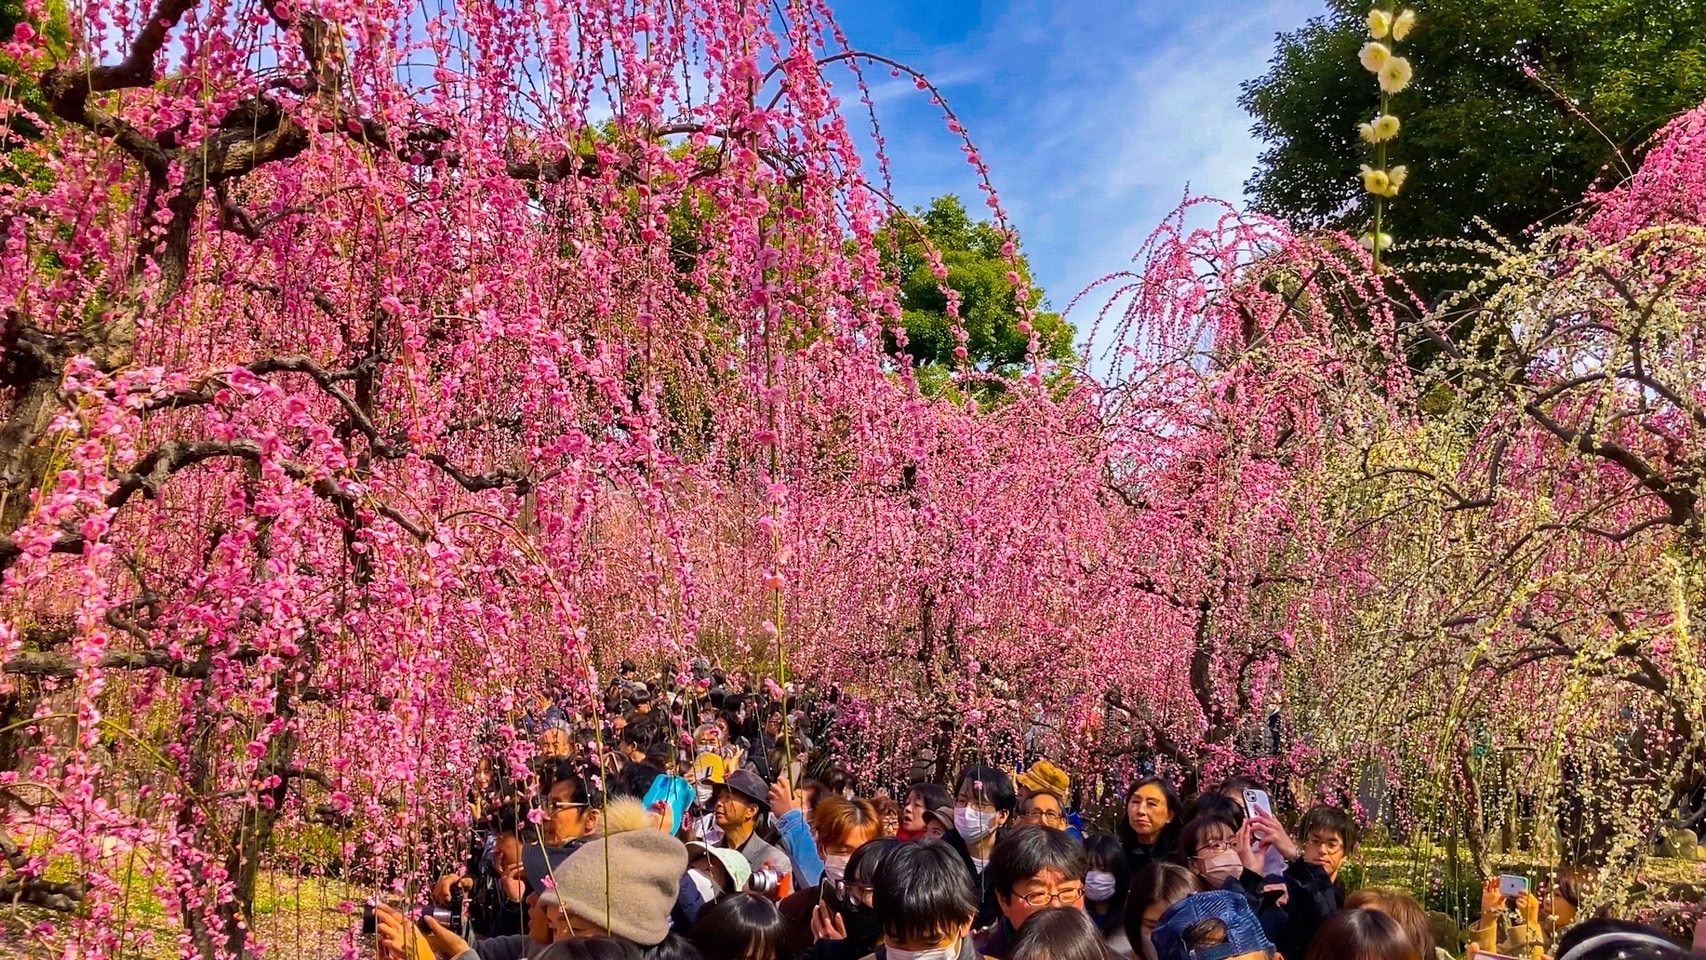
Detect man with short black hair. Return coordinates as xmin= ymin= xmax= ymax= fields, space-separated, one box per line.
xmin=1295 ymin=805 xmax=1356 ymax=882
xmin=976 ymin=824 xmax=1089 ymax=959
xmin=619 ymin=716 xmax=660 ymax=762
xmin=715 ymin=768 xmax=793 ymax=877
xmin=871 ymin=839 xmax=982 ymax=960
xmin=1239 ymin=803 xmax=1351 ymax=960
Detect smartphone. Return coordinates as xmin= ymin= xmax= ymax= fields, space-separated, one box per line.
xmin=1242 ymin=788 xmax=1273 ymax=817
xmin=1498 ymin=874 xmax=1529 ymax=898
xmin=820 ymin=879 xmax=844 ymax=914
xmin=1243 ymin=788 xmax=1273 ymax=842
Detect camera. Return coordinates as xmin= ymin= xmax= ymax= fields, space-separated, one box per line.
xmin=748 ymin=867 xmax=782 ymax=896
xmin=359 ymin=901 xmax=463 ymax=937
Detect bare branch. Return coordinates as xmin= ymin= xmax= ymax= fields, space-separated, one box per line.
xmin=40 ymin=0 xmax=200 ymax=116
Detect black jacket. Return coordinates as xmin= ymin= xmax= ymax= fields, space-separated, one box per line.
xmin=1230 ymin=859 xmax=1341 ymax=960
xmin=945 ymin=829 xmax=1002 ymax=931
xmin=1118 ymin=820 xmax=1181 ymax=875
xmin=974 ymin=918 xmax=1016 ymax=960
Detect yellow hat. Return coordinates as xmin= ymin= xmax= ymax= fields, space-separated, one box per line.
xmin=1015 ymin=760 xmax=1070 ymax=801
xmin=692 ymin=751 xmax=727 ymax=785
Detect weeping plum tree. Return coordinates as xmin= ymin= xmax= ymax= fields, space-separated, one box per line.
xmin=0 ymin=0 xmax=1069 ymax=951
xmin=2 ymin=0 xmax=1706 ymax=950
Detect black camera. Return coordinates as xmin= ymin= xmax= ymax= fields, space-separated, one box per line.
xmin=359 ymin=899 xmax=463 ymax=937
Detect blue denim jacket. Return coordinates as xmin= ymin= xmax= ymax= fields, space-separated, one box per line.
xmin=775 ymin=807 xmax=824 ymax=888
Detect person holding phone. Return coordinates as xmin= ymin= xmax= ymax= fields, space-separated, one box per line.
xmin=1466 ymin=876 xmax=1548 ymax=960
xmin=804 ymin=838 xmax=898 ymax=960
xmin=777 ymin=795 xmax=886 ymax=955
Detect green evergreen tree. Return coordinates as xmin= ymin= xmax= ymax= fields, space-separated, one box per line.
xmin=879 ymin=195 xmax=1073 ymax=391
xmin=1241 ymin=0 xmax=1706 ymax=278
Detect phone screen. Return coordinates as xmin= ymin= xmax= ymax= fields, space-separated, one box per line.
xmin=1498 ymin=875 xmax=1529 ymax=898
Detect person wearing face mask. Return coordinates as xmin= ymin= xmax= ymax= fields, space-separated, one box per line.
xmin=778 ymin=795 xmax=887 ymax=956
xmin=1175 ymin=815 xmax=1293 ymax=953
xmin=686 ymin=841 xmax=754 ymax=905
xmin=1177 ymin=817 xmax=1244 ymax=892
xmin=1194 ymin=805 xmax=1344 ymax=960
xmin=691 ymin=752 xmax=730 ymax=845
xmin=804 ymin=838 xmax=896 ymax=960
xmin=944 ymin=764 xmax=1017 ymax=931
xmin=1082 ymin=834 xmax=1131 ymax=958
xmin=868 ymin=840 xmax=992 ymax=960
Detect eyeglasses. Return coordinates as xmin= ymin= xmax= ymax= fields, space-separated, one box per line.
xmin=545 ymin=800 xmax=587 ymax=811
xmin=1195 ymin=838 xmax=1235 ymax=855
xmin=827 ymin=879 xmax=873 ymax=899
xmin=1023 ymin=810 xmax=1065 ymax=823
xmin=1016 ymin=887 xmax=1084 ymax=907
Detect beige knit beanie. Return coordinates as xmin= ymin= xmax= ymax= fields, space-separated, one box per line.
xmin=538 ymin=827 xmax=687 ymax=945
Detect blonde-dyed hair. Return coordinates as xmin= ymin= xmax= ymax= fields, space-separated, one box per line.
xmin=811 ymin=795 xmax=886 ymax=848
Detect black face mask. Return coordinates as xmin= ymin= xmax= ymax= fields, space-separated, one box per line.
xmin=837 ymin=900 xmax=884 ymax=949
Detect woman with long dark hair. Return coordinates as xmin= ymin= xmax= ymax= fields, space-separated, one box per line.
xmin=1114 ymin=778 xmax=1183 ymax=873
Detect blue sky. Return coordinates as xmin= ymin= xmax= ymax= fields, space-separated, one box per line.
xmin=827 ymin=0 xmax=1323 ymax=350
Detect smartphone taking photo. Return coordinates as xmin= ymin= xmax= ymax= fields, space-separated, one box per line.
xmin=1243 ymin=789 xmax=1273 ymax=836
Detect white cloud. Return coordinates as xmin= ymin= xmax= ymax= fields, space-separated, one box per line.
xmin=835 ymin=0 xmax=1321 ymax=361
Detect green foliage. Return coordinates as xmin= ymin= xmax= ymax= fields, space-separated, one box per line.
xmin=2 ymin=0 xmax=72 ymax=151
xmin=1241 ymin=0 xmax=1706 ymax=276
xmin=878 ymin=195 xmax=1074 ymax=383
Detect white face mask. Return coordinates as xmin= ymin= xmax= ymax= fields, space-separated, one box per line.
xmin=887 ymin=942 xmax=959 ymax=960
xmin=696 ymin=784 xmax=714 ymax=805
xmin=822 ymin=854 xmax=850 ymax=884
xmin=1084 ymin=870 xmax=1118 ymax=902
xmin=953 ymin=805 xmax=999 ymax=844
xmin=688 ymin=867 xmax=719 ymax=903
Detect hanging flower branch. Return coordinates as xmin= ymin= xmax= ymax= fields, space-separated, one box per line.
xmin=1356 ymin=5 xmax=1417 ymax=270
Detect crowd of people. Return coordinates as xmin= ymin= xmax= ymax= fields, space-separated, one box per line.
xmin=371 ymin=661 xmax=1706 ymax=960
